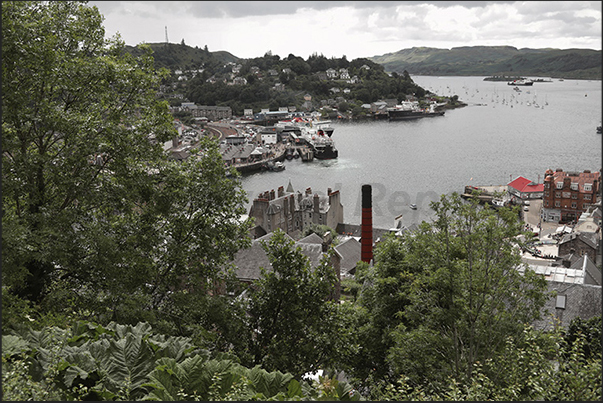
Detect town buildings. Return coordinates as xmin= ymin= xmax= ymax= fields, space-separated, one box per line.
xmin=542 ymin=169 xmax=600 ymax=223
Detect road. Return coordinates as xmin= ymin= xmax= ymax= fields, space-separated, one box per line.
xmin=206 ymin=123 xmax=238 ymax=141
xmin=521 ymin=199 xmax=560 ymax=259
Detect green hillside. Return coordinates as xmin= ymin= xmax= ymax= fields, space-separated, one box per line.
xmin=370 ymin=46 xmax=602 ymax=79
xmin=124 ymin=42 xmax=240 ymax=71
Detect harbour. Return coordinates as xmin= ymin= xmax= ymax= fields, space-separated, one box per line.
xmin=239 ymin=75 xmax=601 ymax=230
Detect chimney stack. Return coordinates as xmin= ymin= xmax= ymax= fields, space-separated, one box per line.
xmin=361 ymin=184 xmax=373 ymax=263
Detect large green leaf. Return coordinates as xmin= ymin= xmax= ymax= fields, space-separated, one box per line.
xmin=148 ymin=333 xmax=205 ymax=362
xmin=142 ymin=357 xmax=183 ymax=401
xmin=99 ymin=332 xmax=156 ymax=399
xmin=2 ymin=334 xmax=30 ymax=357
xmin=246 ymin=365 xmax=294 ymax=397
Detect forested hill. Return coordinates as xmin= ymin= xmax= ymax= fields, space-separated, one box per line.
xmin=369 ymin=46 xmax=602 ymax=79
xmin=124 ymin=42 xmax=241 ymax=71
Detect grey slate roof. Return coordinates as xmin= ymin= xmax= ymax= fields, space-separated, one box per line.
xmin=298 ymin=233 xmax=324 ymax=244
xmin=532 ymin=281 xmax=602 ymax=331
xmin=334 ymin=237 xmax=362 ymax=275
xmin=570 ymin=254 xmax=602 ymax=286
xmin=232 ymin=232 xmax=325 ymax=282
xmin=559 ymin=231 xmax=598 ymax=249
xmin=336 ymin=223 xmax=392 ymax=244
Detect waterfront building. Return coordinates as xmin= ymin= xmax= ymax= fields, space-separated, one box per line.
xmin=507 ymin=176 xmax=544 ymax=201
xmin=542 ymin=169 xmax=600 ymax=223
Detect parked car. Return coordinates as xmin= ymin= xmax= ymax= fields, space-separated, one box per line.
xmin=523 ymin=206 xmax=529 ymax=212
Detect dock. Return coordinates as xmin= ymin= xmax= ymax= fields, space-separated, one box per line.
xmin=297 ymin=145 xmax=313 ymax=161
xmin=461 ymin=185 xmax=509 ymax=204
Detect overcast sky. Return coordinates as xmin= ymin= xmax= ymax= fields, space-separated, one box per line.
xmin=89 ymin=1 xmax=602 ymax=60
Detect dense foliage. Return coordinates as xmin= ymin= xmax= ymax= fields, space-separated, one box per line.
xmin=241 ymin=230 xmax=358 ymax=378
xmin=1 ymin=321 xmax=361 ymax=401
xmin=348 ymin=194 xmax=551 ymax=393
xmin=2 ymin=0 xmax=251 ymax=337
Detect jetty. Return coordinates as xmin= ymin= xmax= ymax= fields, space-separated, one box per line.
xmin=461 ymin=184 xmax=509 ymax=205
xmin=226 ymin=144 xmax=287 ymax=174
xmin=296 ymin=145 xmax=314 ymax=161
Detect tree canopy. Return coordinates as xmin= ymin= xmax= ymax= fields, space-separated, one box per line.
xmin=351 ymin=193 xmax=550 ymax=391
xmin=2 ymin=0 xmax=251 ymax=326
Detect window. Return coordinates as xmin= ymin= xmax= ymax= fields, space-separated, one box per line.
xmin=555 ymin=201 xmax=561 ymax=207
xmin=572 ymin=193 xmax=578 ymax=199
xmin=562 ymin=192 xmax=571 ymax=199
xmin=556 ymin=182 xmax=563 ymax=189
xmin=544 ymin=191 xmax=549 ymax=198
xmin=556 ymin=295 xmax=566 ymax=309
xmin=571 ymin=202 xmax=577 ymax=209
xmin=584 ymin=183 xmax=592 ymax=191
xmin=544 ymin=183 xmax=550 ymax=189
xmin=570 ymin=183 xmax=578 ymax=190
xmin=584 ymin=194 xmax=591 ymax=200
xmin=544 ymin=200 xmax=549 ymax=207
xmin=555 ymin=192 xmax=561 ymax=198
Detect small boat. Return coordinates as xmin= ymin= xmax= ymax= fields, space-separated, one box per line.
xmin=262 ymin=161 xmax=285 ymax=172
xmin=410 ymin=203 xmax=417 ymax=210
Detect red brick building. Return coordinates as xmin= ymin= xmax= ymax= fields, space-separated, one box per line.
xmin=542 ymin=169 xmax=600 ymax=223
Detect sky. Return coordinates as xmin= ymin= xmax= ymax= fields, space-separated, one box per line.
xmin=89 ymin=1 xmax=602 ymax=60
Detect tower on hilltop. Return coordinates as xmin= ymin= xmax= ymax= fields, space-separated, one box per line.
xmin=165 ymin=26 xmax=169 ymax=44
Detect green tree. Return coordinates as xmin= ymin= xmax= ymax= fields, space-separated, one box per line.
xmin=243 ymin=230 xmax=357 ymax=379
xmin=374 ymin=323 xmax=601 ymax=401
xmin=353 ymin=193 xmax=549 ymax=392
xmin=2 ymin=1 xmax=251 ymax=328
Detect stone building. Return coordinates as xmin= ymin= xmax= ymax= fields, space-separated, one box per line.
xmin=248 ymin=181 xmax=344 ymax=239
xmin=542 ymin=169 xmax=600 ymax=223
xmin=558 ymin=232 xmax=599 ymax=264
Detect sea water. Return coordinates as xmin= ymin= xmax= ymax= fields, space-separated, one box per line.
xmin=239 ymin=76 xmax=602 ymax=230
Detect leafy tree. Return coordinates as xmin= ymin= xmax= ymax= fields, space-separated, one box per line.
xmin=243 ymin=230 xmax=357 ymax=379
xmin=2 ymin=1 xmax=251 ymax=329
xmin=562 ymin=315 xmax=601 ymax=361
xmin=352 ymin=193 xmax=549 ymax=392
xmin=372 ymin=324 xmax=601 ymax=401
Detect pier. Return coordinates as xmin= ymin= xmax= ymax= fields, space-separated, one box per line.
xmin=295 ymin=145 xmax=314 ymax=161
xmin=461 ymin=185 xmax=509 ymax=204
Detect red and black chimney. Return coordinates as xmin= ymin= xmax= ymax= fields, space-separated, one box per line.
xmin=361 ymin=184 xmax=373 ymax=263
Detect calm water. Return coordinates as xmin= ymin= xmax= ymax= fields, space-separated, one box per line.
xmin=240 ymin=76 xmax=602 ymax=230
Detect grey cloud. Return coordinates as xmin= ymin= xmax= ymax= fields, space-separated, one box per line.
xmin=180 ymin=1 xmax=517 ymax=19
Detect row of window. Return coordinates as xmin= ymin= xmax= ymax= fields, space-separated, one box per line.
xmin=545 ymin=182 xmax=593 ymax=191
xmin=544 ymin=200 xmax=590 ymax=209
xmin=544 ymin=191 xmax=592 ymax=200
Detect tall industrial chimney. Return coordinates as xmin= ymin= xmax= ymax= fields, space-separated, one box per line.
xmin=361 ymin=184 xmax=373 ymax=263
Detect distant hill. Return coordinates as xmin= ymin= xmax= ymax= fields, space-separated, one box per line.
xmin=124 ymin=42 xmax=241 ymax=70
xmin=369 ymin=46 xmax=602 ymax=80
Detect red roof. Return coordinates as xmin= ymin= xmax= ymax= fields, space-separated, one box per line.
xmin=508 ymin=176 xmax=544 ymax=193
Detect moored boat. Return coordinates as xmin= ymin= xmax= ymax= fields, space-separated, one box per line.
xmin=507 ymin=79 xmax=534 ymax=86
xmin=292 ymin=118 xmax=339 ymax=159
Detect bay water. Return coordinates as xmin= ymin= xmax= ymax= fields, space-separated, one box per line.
xmin=239 ymin=76 xmax=602 ymax=230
